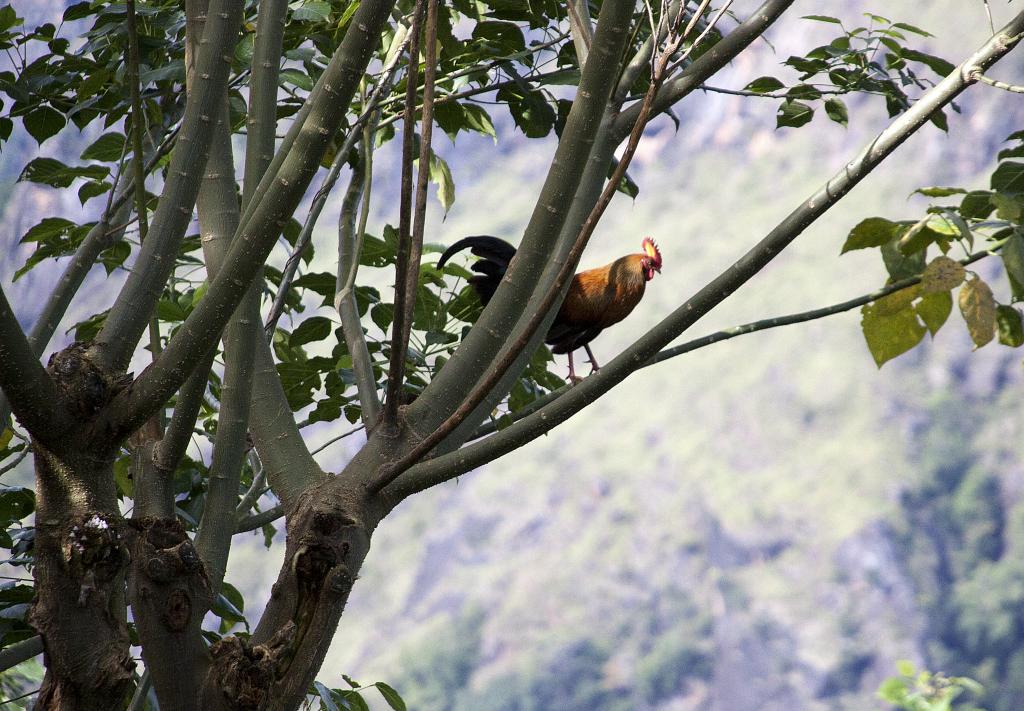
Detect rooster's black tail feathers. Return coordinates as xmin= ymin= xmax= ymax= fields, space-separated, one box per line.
xmin=436 ymin=235 xmax=517 ymax=306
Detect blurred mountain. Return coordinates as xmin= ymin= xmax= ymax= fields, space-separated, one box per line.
xmin=242 ymin=4 xmax=1023 ymax=710
xmin=4 ymin=1 xmax=1024 ymax=710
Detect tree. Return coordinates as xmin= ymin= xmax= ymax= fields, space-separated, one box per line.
xmin=0 ymin=0 xmax=1022 ymax=708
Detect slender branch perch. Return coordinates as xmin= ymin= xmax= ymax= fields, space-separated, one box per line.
xmin=471 ymin=245 xmax=1001 ymax=441
xmin=382 ymin=11 xmax=1024 ymax=504
xmin=974 ymin=71 xmax=1024 ymax=93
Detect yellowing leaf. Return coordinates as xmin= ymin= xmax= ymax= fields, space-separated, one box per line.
xmin=871 ymin=285 xmax=920 ymax=316
xmin=0 ymin=428 xmax=12 ymax=451
xmin=958 ymin=275 xmax=996 ymax=349
xmin=861 ymin=301 xmax=927 ymax=367
xmin=921 ymin=256 xmax=965 ymax=293
xmin=916 ymin=290 xmax=952 ymax=336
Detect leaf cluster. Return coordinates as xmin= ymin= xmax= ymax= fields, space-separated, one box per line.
xmin=744 ymin=13 xmax=955 ymax=130
xmin=843 ymin=131 xmax=1024 ymax=366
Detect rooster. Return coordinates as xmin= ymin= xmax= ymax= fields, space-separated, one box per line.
xmin=437 ymin=235 xmax=663 ymax=381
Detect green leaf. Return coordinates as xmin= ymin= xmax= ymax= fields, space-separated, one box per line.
xmin=959 ymin=190 xmax=994 ymax=219
xmin=276 ymin=361 xmax=322 ymax=410
xmin=100 ymin=241 xmax=131 ymax=275
xmin=139 ymin=60 xmax=185 ymax=85
xmin=20 ymin=217 xmax=76 ymax=243
xmin=79 ymin=180 xmax=112 ymax=205
xmin=897 ymin=216 xmax=944 ymax=255
xmin=472 ymin=20 xmax=526 ymax=55
xmin=221 ymin=582 xmax=245 ymax=615
xmin=841 ymin=217 xmax=901 ymax=253
xmin=313 ymin=682 xmax=341 ymax=711
xmin=292 ymin=271 xmax=339 ymax=305
xmin=991 ymin=193 xmax=1024 ymax=221
xmin=24 ymin=105 xmax=66 ymax=144
xmin=375 ymin=682 xmax=407 ymax=711
xmin=914 ymin=186 xmax=966 ymax=198
xmin=996 ymin=305 xmax=1024 ymax=347
xmin=861 ymin=300 xmax=927 ymax=367
xmin=429 ymin=152 xmax=455 ymax=214
xmin=801 ymin=14 xmax=842 ymax=24
xmin=339 ymin=690 xmax=370 ymax=711
xmin=280 ymin=68 xmax=314 ymax=91
xmin=895 ymin=659 xmax=916 ymax=677
xmin=899 ymin=48 xmax=955 ymax=76
xmin=1001 ymin=231 xmax=1024 ymax=301
xmin=0 ymin=487 xmax=35 ymax=522
xmin=891 ymin=22 xmax=932 ymax=37
xmin=80 ymin=132 xmax=126 ymax=161
xmin=824 ymin=98 xmax=848 ymax=127
xmin=293 ymin=1 xmax=332 ymax=22
xmin=19 ymin=157 xmax=108 ymax=188
xmin=776 ymin=100 xmax=813 ymax=128
xmin=916 ymin=291 xmax=952 ymax=336
xmin=370 ymin=303 xmax=393 ymax=332
xmin=334 ymin=1 xmax=360 ymax=30
xmin=743 ymin=76 xmax=784 ymax=93
xmin=881 ymin=237 xmax=925 ymax=281
xmin=0 ymin=4 xmax=21 ymax=30
xmin=462 ymin=104 xmax=497 ymax=141
xmin=497 ymin=85 xmax=555 ymax=138
xmin=290 ymin=316 xmax=333 ymax=347
xmin=959 ymin=275 xmax=996 ymax=349
xmin=992 ymin=161 xmax=1024 ymax=194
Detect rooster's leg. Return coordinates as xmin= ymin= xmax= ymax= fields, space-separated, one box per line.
xmin=583 ymin=344 xmax=600 ymax=373
xmin=567 ymin=352 xmax=583 ymax=384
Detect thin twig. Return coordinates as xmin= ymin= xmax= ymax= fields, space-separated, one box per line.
xmin=974 ymin=72 xmax=1024 ymax=93
xmin=382 ymin=0 xmax=427 ymax=431
xmin=263 ymin=29 xmax=412 ymax=339
xmin=310 ymin=424 xmax=365 ymax=455
xmin=234 ymin=449 xmax=266 ymax=516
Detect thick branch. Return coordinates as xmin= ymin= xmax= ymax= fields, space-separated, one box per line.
xmin=104 ymin=0 xmax=397 ymax=440
xmin=192 ymin=95 xmax=253 ymax=595
xmin=242 ymin=0 xmax=288 ymax=209
xmin=92 ymin=0 xmax=244 ymax=372
xmin=336 ymin=141 xmax=382 ymax=426
xmin=0 ymin=635 xmax=43 ymax=672
xmin=566 ymin=0 xmax=594 ymax=66
xmin=382 ymin=14 xmax=1024 ymax=503
xmin=0 ymin=285 xmax=71 ymax=451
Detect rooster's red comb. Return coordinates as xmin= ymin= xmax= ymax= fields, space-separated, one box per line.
xmin=641 ymin=237 xmax=662 ymax=268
